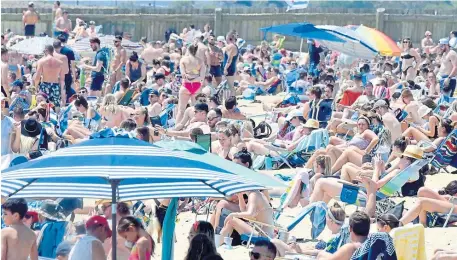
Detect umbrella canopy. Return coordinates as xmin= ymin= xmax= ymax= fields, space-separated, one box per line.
xmin=154 ymin=140 xmax=285 ymax=189
xmin=69 ymin=35 xmax=143 ymax=56
xmin=260 ymin=23 xmax=345 ymax=43
xmin=315 ymin=25 xmax=377 ymax=59
xmin=351 ymin=25 xmax=401 ymax=57
xmin=8 ymin=37 xmax=55 ymax=55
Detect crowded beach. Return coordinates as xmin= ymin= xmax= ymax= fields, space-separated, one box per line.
xmin=1 ymin=1 xmax=457 ymax=260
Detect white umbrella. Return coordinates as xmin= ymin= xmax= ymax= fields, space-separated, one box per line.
xmin=8 ymin=37 xmax=55 ymax=55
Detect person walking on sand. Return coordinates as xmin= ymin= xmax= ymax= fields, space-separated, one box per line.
xmin=1 ymin=198 xmax=38 ymax=260
xmin=22 ymin=2 xmax=39 ymax=38
xmin=55 ymin=11 xmax=72 ymax=42
xmin=54 ymin=1 xmax=62 ymax=22
xmin=108 ymin=35 xmax=127 ymax=94
xmin=223 ymin=31 xmax=239 ymax=97
xmin=81 ymin=37 xmax=108 ymax=97
xmin=34 ymin=45 xmax=66 ymax=110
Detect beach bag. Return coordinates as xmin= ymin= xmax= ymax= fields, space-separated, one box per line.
xmin=375 ymin=199 xmax=404 ymax=220
xmin=253 ymin=121 xmax=272 ymax=139
xmin=401 ymin=174 xmax=426 ymax=197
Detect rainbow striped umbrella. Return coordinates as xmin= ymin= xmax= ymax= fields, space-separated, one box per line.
xmin=348 ymin=25 xmax=401 ymax=57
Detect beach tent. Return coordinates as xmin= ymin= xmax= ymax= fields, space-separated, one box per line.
xmin=8 ymin=37 xmax=55 ymax=55
xmin=1 ymin=135 xmax=278 ymax=260
xmin=315 ymin=25 xmax=377 ymax=59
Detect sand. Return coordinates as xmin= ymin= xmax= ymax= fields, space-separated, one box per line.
xmin=80 ymin=97 xmax=456 ymax=259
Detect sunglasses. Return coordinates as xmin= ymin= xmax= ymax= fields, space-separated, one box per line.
xmin=249 ymin=251 xmax=262 ymax=259
xmin=79 ymin=90 xmax=87 ymax=94
xmin=197 ymin=99 xmax=207 ymax=103
xmin=24 ymin=213 xmax=32 ymax=219
xmin=207 ymin=116 xmax=219 ymax=121
xmin=403 ymin=41 xmax=410 ymax=43
xmin=113 ymin=41 xmax=120 ymax=43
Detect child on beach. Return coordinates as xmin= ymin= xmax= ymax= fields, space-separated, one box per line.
xmin=1 ymin=198 xmax=38 ymax=260
xmin=117 ymin=216 xmax=155 ymax=260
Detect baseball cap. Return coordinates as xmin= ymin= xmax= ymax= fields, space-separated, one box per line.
xmin=154 ymin=73 xmax=165 ymax=81
xmin=216 ymin=36 xmax=225 ymax=42
xmin=149 ymin=89 xmax=159 ymax=97
xmin=373 ymin=99 xmax=388 ymax=110
xmin=439 ymin=38 xmax=449 ymax=45
xmin=86 ymin=215 xmax=112 ymax=237
xmin=285 ymin=109 xmax=303 ymax=121
xmin=11 ymin=80 xmax=23 ymax=88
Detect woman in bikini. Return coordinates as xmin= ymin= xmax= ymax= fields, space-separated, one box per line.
xmin=212 ymin=128 xmax=234 ymax=161
xmin=177 ymin=44 xmax=206 ymax=122
xmin=100 ymin=94 xmax=129 ymax=128
xmin=118 ymin=216 xmax=155 ymax=260
xmin=400 ymin=38 xmax=420 ymax=81
xmin=218 ymin=190 xmax=274 ymax=245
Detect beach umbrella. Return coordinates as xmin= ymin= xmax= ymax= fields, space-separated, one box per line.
xmin=8 ymin=37 xmax=55 ymax=55
xmin=69 ymin=35 xmax=143 ymax=56
xmin=260 ymin=23 xmax=346 ymax=43
xmin=350 ymin=25 xmax=401 ymax=57
xmin=315 ymin=25 xmax=377 ymax=59
xmin=1 ymin=136 xmax=267 ymax=260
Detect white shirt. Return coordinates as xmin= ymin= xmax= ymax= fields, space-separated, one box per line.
xmin=68 ymin=235 xmax=99 ymax=260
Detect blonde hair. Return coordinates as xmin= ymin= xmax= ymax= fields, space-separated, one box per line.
xmin=102 ymin=94 xmax=118 ymax=114
xmin=328 ymin=202 xmax=345 ymax=224
xmin=315 ymin=155 xmax=332 ymax=176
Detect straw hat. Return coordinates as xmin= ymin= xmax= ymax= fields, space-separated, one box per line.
xmin=35 ymin=200 xmax=66 ymax=221
xmin=418 ymin=105 xmax=432 ymax=118
xmin=402 ymin=145 xmax=424 ymax=160
xmin=303 ymin=119 xmax=320 ymax=129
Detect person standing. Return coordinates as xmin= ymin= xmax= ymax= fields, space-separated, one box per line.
xmin=421 ymin=31 xmax=434 ymax=51
xmin=34 ymin=45 xmax=65 ymax=110
xmin=81 ymin=37 xmax=108 ymax=97
xmin=308 ymin=39 xmax=323 ymax=77
xmin=109 ymin=35 xmax=126 ymax=92
xmin=55 ymin=11 xmax=72 ymax=42
xmin=54 ymin=37 xmax=77 ymax=101
xmin=223 ymin=31 xmax=239 ymax=97
xmin=22 ymin=2 xmax=39 ymax=38
xmin=54 ymin=1 xmax=62 ymax=22
xmin=208 ymin=35 xmax=223 ymax=86
xmin=1 ymin=47 xmax=11 ymax=109
xmin=68 ymin=215 xmax=111 ymax=260
xmin=439 ymin=38 xmax=457 ymax=97
xmin=1 ymin=94 xmax=15 ymax=156
xmin=1 ymin=198 xmax=38 ymax=260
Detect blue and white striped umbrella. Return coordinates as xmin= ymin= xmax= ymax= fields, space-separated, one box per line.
xmin=1 ymin=137 xmax=266 ymax=200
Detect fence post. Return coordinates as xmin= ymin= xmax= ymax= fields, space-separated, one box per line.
xmin=214 ymin=8 xmax=222 ymax=36
xmin=376 ymin=8 xmax=385 ymax=31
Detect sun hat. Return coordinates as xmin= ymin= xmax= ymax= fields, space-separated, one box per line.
xmin=35 ymin=200 xmax=66 ymax=221
xmin=21 ymin=118 xmax=42 ymax=137
xmin=303 ymin=119 xmax=320 ymax=129
xmin=216 ymin=36 xmax=225 ymax=42
xmin=418 ymin=105 xmax=432 ymax=118
xmin=85 ymin=215 xmax=112 ymax=238
xmin=285 ymin=109 xmax=303 ymax=121
xmin=402 ymin=145 xmax=424 ymax=160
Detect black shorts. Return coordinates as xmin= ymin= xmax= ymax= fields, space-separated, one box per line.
xmin=24 ymin=24 xmax=35 ymax=36
xmin=1 ymin=86 xmax=9 ymax=108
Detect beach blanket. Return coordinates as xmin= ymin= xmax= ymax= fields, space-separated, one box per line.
xmin=351 ymin=232 xmax=397 ymax=260
xmin=431 ymin=129 xmax=457 ymax=169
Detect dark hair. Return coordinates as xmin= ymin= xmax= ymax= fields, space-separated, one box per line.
xmin=2 ymin=198 xmax=28 ymax=219
xmin=202 ymin=254 xmax=224 ymax=260
xmin=188 ymin=44 xmax=198 ymax=56
xmin=190 ymin=128 xmax=204 ymax=142
xmin=129 ymin=52 xmax=139 ymax=62
xmin=89 ymin=37 xmax=101 ymax=45
xmin=225 ymin=96 xmax=237 ymax=110
xmin=74 ymin=95 xmax=88 ymax=109
xmin=117 ymin=202 xmax=131 ymax=216
xmin=421 ymin=97 xmax=437 ymax=110
xmin=309 ymin=86 xmax=322 ymax=99
xmin=55 ymin=1 xmax=61 ymax=6
xmin=393 ymin=137 xmax=408 ymax=153
xmin=212 ymin=108 xmax=222 ymax=118
xmin=439 ymin=180 xmax=457 ymax=196
xmin=349 ymin=211 xmax=371 ymax=237
xmin=441 ymin=118 xmax=453 ymax=135
xmin=57 ymin=34 xmax=67 ymax=43
xmin=190 ymin=221 xmax=215 ymax=243
xmin=36 ymin=108 xmax=47 ymax=120
xmin=205 ymin=75 xmax=213 ymax=83
xmin=194 ymin=102 xmax=209 ymax=113
xmin=136 ymin=126 xmax=150 ymax=142
xmin=233 ymin=147 xmax=253 ymax=168
xmin=120 ymin=118 xmax=137 ymax=132
xmin=253 ymin=240 xmax=277 ymax=257
xmin=115 ymin=35 xmax=122 ymax=41
xmin=120 ymin=78 xmax=130 ymax=89
xmin=118 ymin=216 xmax=142 ymax=232
xmin=152 ymin=59 xmax=161 ymax=66
xmin=196 ymin=93 xmax=207 ymax=100
xmin=52 ymin=40 xmax=62 ymax=49
xmin=377 ymin=213 xmax=400 ymax=230
xmin=63 ymin=10 xmax=69 ymax=15
xmin=185 ymin=234 xmax=217 ymax=260
xmin=13 ymin=107 xmax=25 ymax=118
xmin=74 ymin=221 xmax=86 ymax=235
xmin=44 ymin=45 xmax=54 ymax=54
xmin=209 ymin=96 xmax=220 ymax=106
xmin=1 ymin=46 xmax=7 ymax=55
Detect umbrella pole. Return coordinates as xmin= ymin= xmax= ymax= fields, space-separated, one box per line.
xmin=111 ymin=180 xmax=120 ymax=260
xmin=299 ymin=38 xmax=303 ymax=55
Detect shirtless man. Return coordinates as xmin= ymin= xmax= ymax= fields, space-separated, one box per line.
xmin=177 ymin=44 xmax=206 ymax=122
xmin=34 ymin=45 xmax=65 ymax=110
xmin=169 ymin=49 xmax=182 ymax=70
xmin=140 ymin=41 xmax=164 ymax=65
xmin=1 ymin=47 xmax=10 ymax=109
xmin=55 ymin=11 xmax=72 ymax=42
xmin=22 ymin=2 xmax=39 ymax=38
xmin=222 ymin=96 xmax=246 ymax=120
xmin=317 ymin=211 xmax=370 ymax=260
xmin=438 ymin=38 xmax=457 ymax=97
xmin=109 ymin=35 xmax=127 ymax=93
xmin=223 ymin=32 xmax=239 ymax=97
xmin=147 ymin=89 xmax=162 ymax=118
xmin=195 ymin=35 xmax=210 ymax=71
xmin=54 ymin=1 xmax=62 ymax=22
xmin=162 ymin=102 xmax=211 ymax=138
xmin=208 ymin=35 xmax=224 ymax=85
xmin=1 ymin=198 xmax=38 ymax=260
xmin=114 ymin=77 xmax=130 ymax=102
xmin=421 ymin=31 xmax=434 ymax=51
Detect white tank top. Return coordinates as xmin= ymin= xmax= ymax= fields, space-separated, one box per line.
xmin=68 ymin=235 xmax=99 ymax=260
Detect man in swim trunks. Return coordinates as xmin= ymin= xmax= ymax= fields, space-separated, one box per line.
xmin=34 ymin=45 xmax=65 ymax=110
xmin=438 ymin=38 xmax=457 ymax=97
xmin=208 ymin=34 xmax=223 ymax=86
xmin=54 ymin=1 xmax=62 ymax=22
xmin=22 ymin=2 xmax=39 ymax=39
xmin=195 ymin=35 xmax=210 ymax=71
xmin=140 ymin=41 xmax=163 ymax=66
xmin=109 ymin=35 xmax=127 ymax=94
xmin=223 ymin=31 xmax=239 ymax=97
xmin=54 ymin=37 xmax=76 ymax=102
xmin=177 ymin=44 xmax=206 ymax=122
xmin=1 ymin=47 xmax=11 ymax=110
xmin=81 ymin=37 xmax=108 ymax=97
xmin=55 ymin=11 xmax=72 ymax=42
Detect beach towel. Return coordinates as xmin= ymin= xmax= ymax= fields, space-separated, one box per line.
xmin=295 ymin=128 xmax=330 ymax=152
xmin=287 ymin=201 xmax=328 ymax=239
xmin=317 ymin=222 xmax=350 ymax=253
xmin=351 ymin=232 xmax=397 ymax=260
xmin=37 ymin=221 xmax=68 ymax=258
xmin=391 ymin=224 xmax=426 ymax=260
xmin=276 ymin=169 xmax=312 ymax=219
xmin=339 ymin=89 xmax=362 ymax=107
xmin=431 ymin=129 xmax=457 ymax=169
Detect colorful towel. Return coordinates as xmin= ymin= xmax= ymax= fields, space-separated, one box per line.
xmin=391 ymin=224 xmax=426 ymax=260
xmin=431 ymin=129 xmax=457 ymax=169
xmin=351 ymin=232 xmax=397 ymax=260
xmin=286 ymin=201 xmax=327 ymax=239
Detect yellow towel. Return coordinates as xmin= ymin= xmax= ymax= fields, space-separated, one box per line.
xmin=391 ymin=224 xmax=426 ymax=260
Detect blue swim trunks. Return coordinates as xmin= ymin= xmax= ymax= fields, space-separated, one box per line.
xmin=90 ymin=75 xmax=105 ymax=91
xmin=39 ymin=82 xmax=61 ymax=107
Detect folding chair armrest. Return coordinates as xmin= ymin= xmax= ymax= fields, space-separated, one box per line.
xmin=264 ymin=144 xmax=289 ymax=153
xmin=238 ymin=217 xmax=285 ymax=231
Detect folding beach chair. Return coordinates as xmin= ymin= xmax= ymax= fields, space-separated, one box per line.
xmin=431 ymin=129 xmax=457 ymax=173
xmin=151 ymin=103 xmax=176 ymax=128
xmin=390 ymin=224 xmax=426 ymax=260
xmin=118 ymin=89 xmax=135 ymax=106
xmin=441 ymin=196 xmax=457 ymax=228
